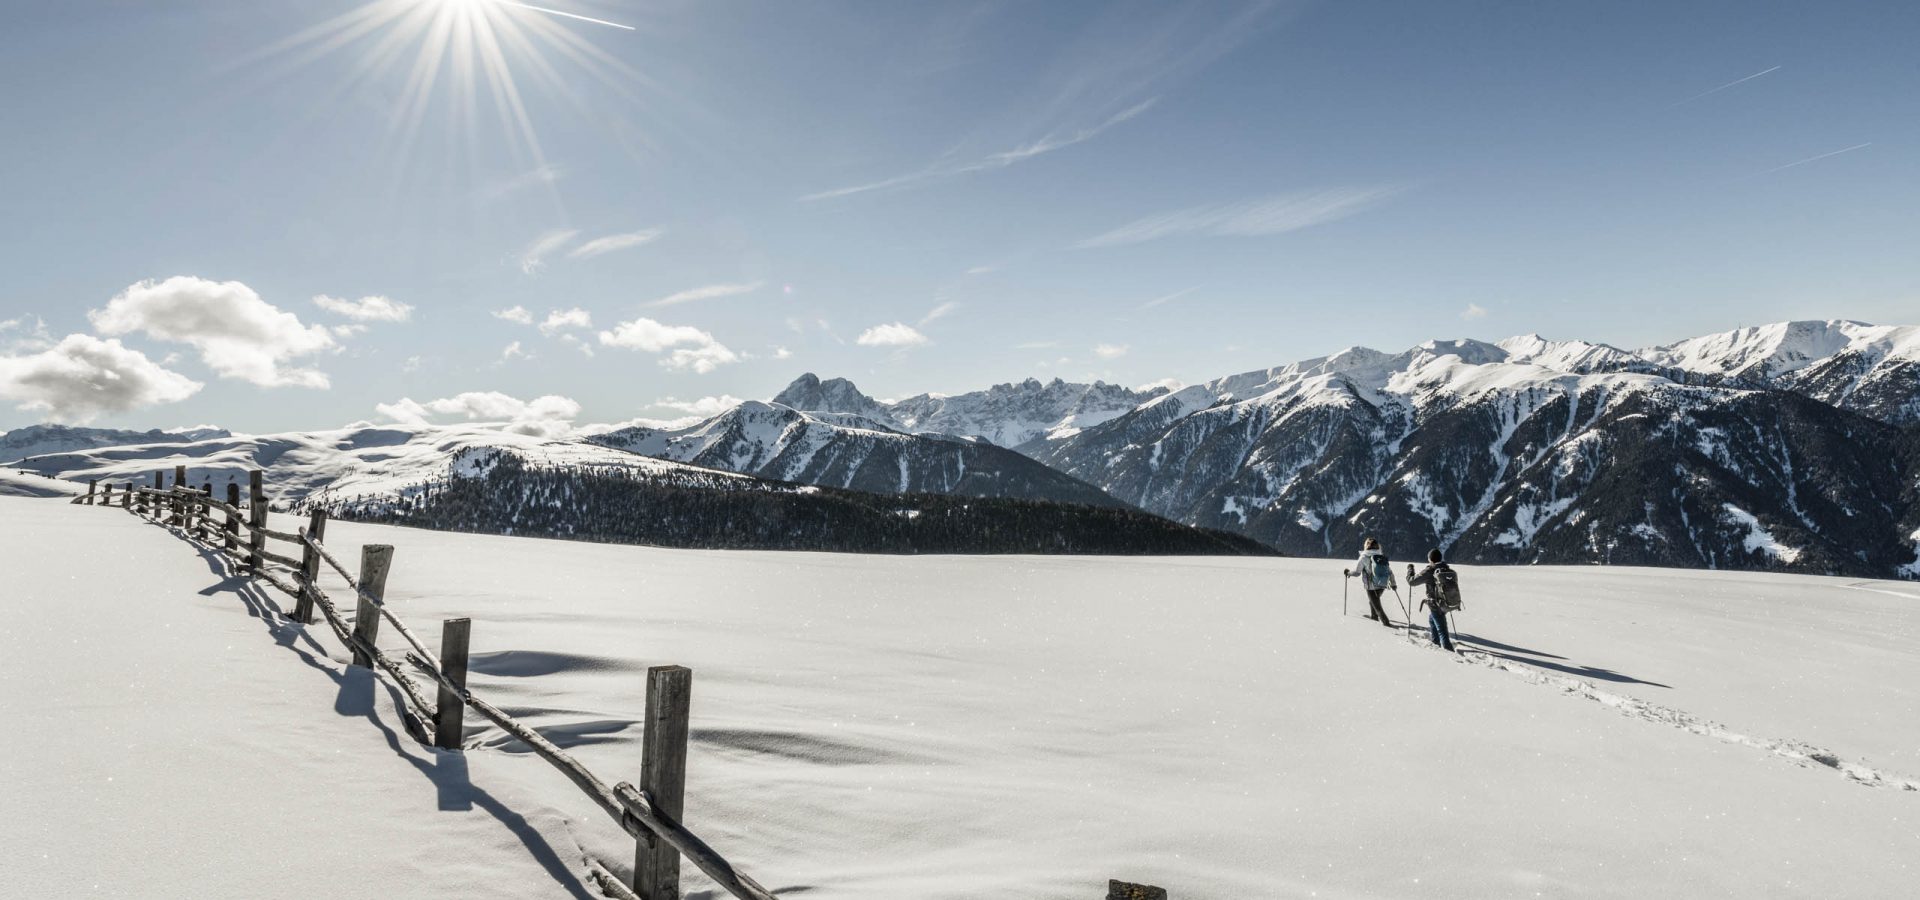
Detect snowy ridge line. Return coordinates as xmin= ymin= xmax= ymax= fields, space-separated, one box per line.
xmin=1449 ymin=640 xmax=1920 ymax=791
xmin=97 ymin=473 xmax=784 ymax=900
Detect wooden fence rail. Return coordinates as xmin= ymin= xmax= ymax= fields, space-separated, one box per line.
xmin=81 ymin=469 xmax=784 ymax=900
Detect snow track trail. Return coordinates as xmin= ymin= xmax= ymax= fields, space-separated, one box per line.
xmin=1448 ymin=637 xmax=1920 ymax=792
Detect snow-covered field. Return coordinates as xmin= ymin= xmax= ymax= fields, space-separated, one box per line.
xmin=5 ymin=494 xmax=1918 ymax=898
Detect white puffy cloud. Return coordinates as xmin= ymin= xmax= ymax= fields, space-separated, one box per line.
xmin=501 ymin=341 xmax=528 ymax=361
xmin=856 ymin=322 xmax=928 ymax=348
xmin=0 ymin=334 xmax=203 ymax=422
xmin=1093 ymin=343 xmax=1130 ymax=359
xmin=375 ymin=391 xmax=582 ymax=438
xmin=493 ymin=306 xmax=534 ymax=325
xmin=597 ymin=318 xmax=740 ymax=373
xmin=539 ymin=308 xmax=593 ymax=335
xmin=654 ymin=395 xmax=744 ymax=417
xmin=1461 ymin=303 xmax=1489 ymax=320
xmin=1135 ymin=377 xmax=1184 ymax=393
xmin=313 ymin=294 xmax=413 ymax=322
xmin=88 ymin=277 xmax=338 ymax=388
xmin=569 ymin=228 xmax=664 ymax=259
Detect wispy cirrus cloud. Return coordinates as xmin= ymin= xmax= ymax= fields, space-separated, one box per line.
xmin=645 ymin=281 xmax=764 ymax=309
xmin=1076 ymin=186 xmax=1400 ymax=249
xmin=519 ymin=229 xmax=580 ymax=274
xmin=1671 ymin=65 xmax=1781 ymax=107
xmin=919 ymin=301 xmax=960 ymax=327
xmin=569 ymin=228 xmax=664 ymax=259
xmin=1751 ymin=142 xmax=1873 ymax=177
xmin=1141 ymin=286 xmax=1201 ymax=310
xmin=800 ymin=100 xmax=1156 ymax=202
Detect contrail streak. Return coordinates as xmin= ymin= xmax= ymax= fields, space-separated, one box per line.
xmin=1671 ymin=65 xmax=1781 ymax=107
xmin=1755 ymin=142 xmax=1873 ymax=176
xmin=507 ymin=2 xmax=635 ymax=31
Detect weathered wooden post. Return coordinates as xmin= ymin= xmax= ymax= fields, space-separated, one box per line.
xmin=636 ymin=665 xmax=693 ymax=899
xmin=172 ymin=464 xmax=187 ymax=525
xmin=292 ymin=509 xmax=328 ymax=624
xmin=85 ymin=479 xmax=97 ymax=505
xmin=196 ymin=482 xmax=212 ymax=539
xmin=434 ymin=618 xmax=472 ymax=750
xmin=99 ymin=482 xmax=111 ymax=507
xmin=149 ymin=472 xmax=162 ymax=517
xmin=246 ymin=470 xmax=267 ymax=571
xmin=224 ymin=484 xmax=241 ymax=553
xmin=1107 ymin=881 xmax=1168 ymax=900
xmin=121 ymin=483 xmax=133 ymax=509
xmin=350 ymin=544 xmax=394 ymax=668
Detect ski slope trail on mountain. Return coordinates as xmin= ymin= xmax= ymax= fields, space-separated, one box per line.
xmin=6 ymin=495 xmax=1919 ymax=897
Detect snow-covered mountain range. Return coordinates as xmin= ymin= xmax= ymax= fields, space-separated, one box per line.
xmin=774 ymin=373 xmax=1165 ymax=449
xmin=769 ymin=320 xmax=1920 ymax=577
xmin=587 ymin=400 xmax=1120 ymax=507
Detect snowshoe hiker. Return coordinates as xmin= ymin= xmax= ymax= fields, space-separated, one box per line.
xmin=1343 ymin=537 xmax=1397 ymax=627
xmin=1407 ymin=549 xmax=1460 ymax=652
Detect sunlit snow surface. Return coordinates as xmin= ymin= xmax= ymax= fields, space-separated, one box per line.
xmin=5 ymin=495 xmax=1917 ymax=898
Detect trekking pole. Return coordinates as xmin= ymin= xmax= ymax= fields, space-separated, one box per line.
xmin=1342 ymin=571 xmax=1349 ymax=617
xmin=1390 ymin=585 xmax=1413 ymax=631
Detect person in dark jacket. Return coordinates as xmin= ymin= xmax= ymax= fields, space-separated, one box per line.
xmin=1343 ymin=537 xmax=1396 ymax=627
xmin=1406 ymin=548 xmax=1457 ymax=651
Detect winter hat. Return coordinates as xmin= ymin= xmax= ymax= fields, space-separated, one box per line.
xmin=1427 ymin=548 xmax=1443 ymax=563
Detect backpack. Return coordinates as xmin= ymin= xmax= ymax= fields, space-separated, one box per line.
xmin=1369 ymin=554 xmax=1393 ymax=588
xmin=1435 ymin=565 xmax=1463 ymax=611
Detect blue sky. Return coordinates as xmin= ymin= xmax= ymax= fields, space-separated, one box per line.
xmin=2 ymin=0 xmax=1915 ymax=433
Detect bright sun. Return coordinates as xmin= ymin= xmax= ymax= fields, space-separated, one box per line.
xmin=266 ymin=0 xmax=636 ymax=167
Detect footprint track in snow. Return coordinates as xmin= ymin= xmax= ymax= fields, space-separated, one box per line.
xmin=1444 ymin=640 xmax=1920 ymax=792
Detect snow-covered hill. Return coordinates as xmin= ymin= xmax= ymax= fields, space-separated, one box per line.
xmin=0 ymin=423 xmax=230 ymax=464
xmin=7 ymin=423 xmax=750 ymax=513
xmin=10 ymin=493 xmax=1917 ymax=897
xmin=588 ymin=400 xmax=1121 ymax=507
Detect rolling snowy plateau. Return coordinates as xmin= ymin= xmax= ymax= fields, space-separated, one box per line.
xmin=5 ymin=493 xmax=1917 ymax=898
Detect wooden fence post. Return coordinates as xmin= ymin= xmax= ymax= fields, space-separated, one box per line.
xmin=1106 ymin=881 xmax=1168 ymax=900
xmin=434 ymin=618 xmax=472 ymax=750
xmin=150 ymin=472 xmax=162 ymax=518
xmin=224 ymin=484 xmax=241 ymax=553
xmin=122 ymin=483 xmax=133 ymax=509
xmin=86 ymin=479 xmax=97 ymax=505
xmin=350 ymin=545 xmax=394 ymax=668
xmin=247 ymin=470 xmax=267 ymax=571
xmin=636 ymin=665 xmax=693 ymax=899
xmin=99 ymin=482 xmax=111 ymax=507
xmin=196 ymin=482 xmax=212 ymax=539
xmin=172 ymin=465 xmax=187 ymax=525
xmin=293 ymin=509 xmax=328 ymax=624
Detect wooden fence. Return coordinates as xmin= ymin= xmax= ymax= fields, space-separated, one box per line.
xmin=71 ymin=472 xmax=1171 ymax=900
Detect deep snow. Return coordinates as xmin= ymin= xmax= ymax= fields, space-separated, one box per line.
xmin=4 ymin=494 xmax=1918 ymax=898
